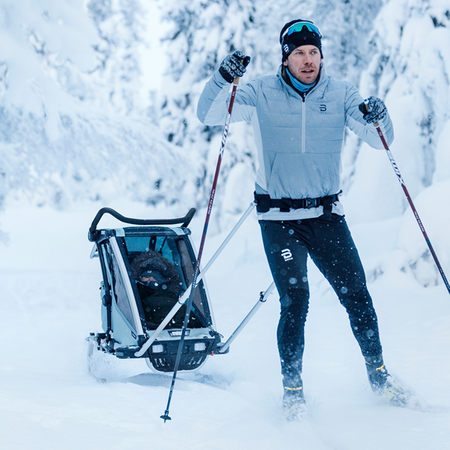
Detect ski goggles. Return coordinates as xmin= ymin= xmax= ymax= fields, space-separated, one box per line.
xmin=138 ymin=270 xmax=168 ymax=290
xmin=138 ymin=279 xmax=168 ymax=290
xmin=281 ymin=21 xmax=322 ymax=41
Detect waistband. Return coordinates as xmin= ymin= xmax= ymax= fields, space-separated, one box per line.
xmin=254 ymin=191 xmax=341 ymax=213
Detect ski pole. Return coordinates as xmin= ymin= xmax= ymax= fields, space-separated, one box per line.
xmin=365 ymin=108 xmax=450 ymax=294
xmin=160 ymin=73 xmax=243 ymax=423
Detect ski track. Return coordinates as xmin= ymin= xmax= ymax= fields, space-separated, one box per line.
xmin=1 ymin=202 xmax=450 ymax=450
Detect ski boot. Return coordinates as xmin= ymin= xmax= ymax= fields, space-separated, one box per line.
xmin=282 ymin=385 xmax=306 ymax=421
xmin=365 ymin=356 xmax=411 ymax=407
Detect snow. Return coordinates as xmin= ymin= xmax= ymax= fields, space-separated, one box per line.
xmin=1 ymin=196 xmax=450 ymax=450
xmin=1 ymin=0 xmax=450 ymax=448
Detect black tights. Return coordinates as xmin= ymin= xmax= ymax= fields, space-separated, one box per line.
xmin=260 ymin=215 xmax=383 ymax=388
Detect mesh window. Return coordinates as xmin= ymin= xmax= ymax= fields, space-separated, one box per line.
xmin=176 ymin=238 xmax=211 ymax=327
xmin=123 ymin=234 xmax=212 ymax=328
xmin=124 ymin=235 xmax=186 ymax=289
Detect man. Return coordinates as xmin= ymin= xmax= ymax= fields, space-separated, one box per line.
xmin=197 ymin=19 xmax=406 ymax=419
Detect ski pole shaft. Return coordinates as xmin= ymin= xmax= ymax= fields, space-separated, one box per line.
xmin=373 ymin=121 xmax=450 ymax=294
xmin=201 ymin=202 xmax=256 ymax=275
xmin=161 ymin=78 xmax=242 ymax=422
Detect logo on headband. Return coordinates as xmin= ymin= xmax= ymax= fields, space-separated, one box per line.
xmin=283 ymin=44 xmax=289 ymax=54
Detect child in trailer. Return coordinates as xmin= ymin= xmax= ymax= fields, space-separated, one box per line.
xmin=130 ymin=250 xmax=200 ymax=329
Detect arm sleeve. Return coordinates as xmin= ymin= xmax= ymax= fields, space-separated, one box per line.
xmin=197 ymin=70 xmax=257 ymax=126
xmin=344 ymin=84 xmax=394 ymax=149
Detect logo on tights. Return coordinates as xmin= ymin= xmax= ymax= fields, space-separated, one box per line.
xmin=281 ymin=248 xmax=293 ymax=262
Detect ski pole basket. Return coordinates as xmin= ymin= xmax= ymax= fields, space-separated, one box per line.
xmin=87 ymin=207 xmax=223 ymax=373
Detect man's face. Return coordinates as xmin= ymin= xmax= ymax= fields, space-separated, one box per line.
xmin=283 ymin=45 xmax=322 ymax=85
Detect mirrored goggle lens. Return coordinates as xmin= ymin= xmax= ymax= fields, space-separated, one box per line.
xmin=138 ymin=280 xmax=165 ymax=289
xmin=284 ymin=21 xmax=322 ymax=39
xmin=141 ymin=270 xmax=165 ymax=283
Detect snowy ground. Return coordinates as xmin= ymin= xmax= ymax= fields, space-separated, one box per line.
xmin=1 ymin=198 xmax=449 ymax=450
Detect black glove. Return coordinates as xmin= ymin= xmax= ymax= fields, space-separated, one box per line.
xmin=219 ymin=50 xmax=251 ymax=83
xmin=359 ymin=96 xmax=387 ymax=124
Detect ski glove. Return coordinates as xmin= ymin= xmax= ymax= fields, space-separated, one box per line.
xmin=219 ymin=51 xmax=251 ymax=83
xmin=359 ymin=96 xmax=387 ymax=124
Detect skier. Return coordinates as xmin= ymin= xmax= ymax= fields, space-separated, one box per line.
xmin=197 ymin=19 xmax=408 ymax=419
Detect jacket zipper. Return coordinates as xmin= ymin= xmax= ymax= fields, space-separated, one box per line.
xmin=302 ymin=96 xmax=306 ymax=153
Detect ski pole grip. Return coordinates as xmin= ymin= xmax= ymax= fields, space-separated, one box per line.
xmin=233 ymin=55 xmax=251 ymax=85
xmin=359 ymin=100 xmax=379 ymax=127
xmin=233 ymin=58 xmax=243 ymax=85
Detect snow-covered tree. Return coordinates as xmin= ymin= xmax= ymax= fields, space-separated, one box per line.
xmin=0 ymin=0 xmax=193 ymax=221
xmin=314 ymin=0 xmax=382 ymax=84
xmin=87 ymin=0 xmax=149 ymax=115
xmin=155 ymin=0 xmax=263 ymax=219
xmin=344 ymin=0 xmax=450 ymax=217
xmin=343 ymin=0 xmax=450 ymax=286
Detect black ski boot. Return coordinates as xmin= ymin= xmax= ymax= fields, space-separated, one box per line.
xmin=282 ymin=383 xmax=306 ymax=421
xmin=365 ymin=356 xmax=411 ymax=407
xmin=366 ymin=356 xmax=389 ymax=390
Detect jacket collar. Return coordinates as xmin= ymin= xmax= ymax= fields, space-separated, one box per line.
xmin=278 ymin=63 xmax=328 ymax=98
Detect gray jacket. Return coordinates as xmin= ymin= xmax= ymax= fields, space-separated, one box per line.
xmin=197 ymin=65 xmax=394 ymax=220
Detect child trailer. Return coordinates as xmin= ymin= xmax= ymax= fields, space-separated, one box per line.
xmin=86 ymin=205 xmax=275 ymax=375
